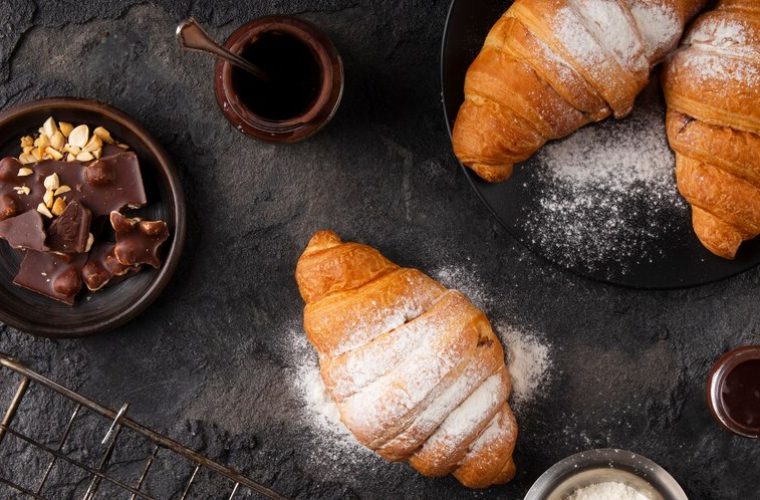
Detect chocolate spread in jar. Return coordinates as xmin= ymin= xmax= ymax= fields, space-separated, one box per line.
xmin=708 ymin=346 xmax=760 ymax=438
xmin=721 ymin=358 xmax=760 ymax=432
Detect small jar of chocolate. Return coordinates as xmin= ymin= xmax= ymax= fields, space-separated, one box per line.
xmin=214 ymin=16 xmax=343 ymax=143
xmin=707 ymin=346 xmax=760 ymax=438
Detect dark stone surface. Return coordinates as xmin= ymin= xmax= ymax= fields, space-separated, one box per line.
xmin=0 ymin=1 xmax=758 ymax=499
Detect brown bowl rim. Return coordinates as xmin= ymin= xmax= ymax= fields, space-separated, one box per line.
xmin=0 ymin=97 xmax=186 ymax=338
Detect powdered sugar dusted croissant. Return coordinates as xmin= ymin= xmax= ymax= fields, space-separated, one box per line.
xmin=663 ymin=0 xmax=760 ymax=259
xmin=295 ymin=230 xmax=518 ymax=488
xmin=452 ymin=0 xmax=706 ymax=182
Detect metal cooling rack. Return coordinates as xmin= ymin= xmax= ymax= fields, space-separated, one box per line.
xmin=0 ymin=353 xmax=288 ymax=500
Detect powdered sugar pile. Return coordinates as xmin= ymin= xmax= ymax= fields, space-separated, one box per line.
xmin=523 ymin=88 xmax=684 ymax=274
xmin=496 ymin=321 xmax=552 ymax=409
xmin=567 ymin=481 xmax=652 ymax=500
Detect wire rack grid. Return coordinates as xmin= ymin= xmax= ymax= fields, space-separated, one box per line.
xmin=0 ymin=353 xmax=288 ymax=500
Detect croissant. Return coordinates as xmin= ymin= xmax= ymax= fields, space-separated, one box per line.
xmin=452 ymin=0 xmax=706 ymax=182
xmin=295 ymin=231 xmax=518 ymax=488
xmin=663 ymin=0 xmax=760 ymax=259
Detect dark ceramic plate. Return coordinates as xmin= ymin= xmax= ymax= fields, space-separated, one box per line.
xmin=0 ymin=98 xmax=185 ymax=337
xmin=441 ymin=0 xmax=760 ymax=289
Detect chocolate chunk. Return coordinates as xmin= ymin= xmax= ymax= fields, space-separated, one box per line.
xmin=0 ymin=210 xmax=48 ymax=251
xmin=110 ymin=211 xmax=169 ymax=268
xmin=13 ymin=252 xmax=87 ymax=305
xmin=82 ymin=242 xmax=138 ymax=291
xmin=47 ymin=201 xmax=92 ymax=253
xmin=0 ymin=152 xmax=147 ymax=217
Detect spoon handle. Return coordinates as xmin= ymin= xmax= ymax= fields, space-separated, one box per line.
xmin=176 ymin=18 xmax=269 ymax=80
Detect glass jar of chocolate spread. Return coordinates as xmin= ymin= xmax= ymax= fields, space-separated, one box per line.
xmin=214 ymin=16 xmax=343 ymax=143
xmin=707 ymin=346 xmax=760 ymax=438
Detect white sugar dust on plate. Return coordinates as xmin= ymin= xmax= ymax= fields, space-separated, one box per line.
xmin=522 ymin=84 xmax=687 ymax=277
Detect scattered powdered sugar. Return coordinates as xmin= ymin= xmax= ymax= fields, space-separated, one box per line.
xmin=288 ymin=328 xmax=377 ymax=476
xmin=566 ymin=481 xmax=652 ymax=500
xmin=572 ymin=0 xmax=647 ymax=72
xmin=683 ymin=18 xmax=760 ymax=86
xmin=628 ymin=2 xmax=680 ymax=60
xmin=553 ymin=6 xmax=608 ymax=68
xmin=523 ymin=88 xmax=685 ymax=275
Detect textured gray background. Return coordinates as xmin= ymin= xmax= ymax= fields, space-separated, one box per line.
xmin=0 ymin=1 xmax=758 ymax=499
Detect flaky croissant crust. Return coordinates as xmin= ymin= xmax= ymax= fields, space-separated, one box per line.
xmin=296 ymin=230 xmax=518 ymax=488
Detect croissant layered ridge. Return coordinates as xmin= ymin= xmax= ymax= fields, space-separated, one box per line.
xmin=452 ymin=0 xmax=706 ymax=182
xmin=295 ymin=231 xmax=518 ymax=488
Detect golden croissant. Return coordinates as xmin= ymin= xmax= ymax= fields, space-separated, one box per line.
xmin=295 ymin=230 xmax=518 ymax=488
xmin=452 ymin=0 xmax=705 ymax=182
xmin=663 ymin=0 xmax=760 ymax=259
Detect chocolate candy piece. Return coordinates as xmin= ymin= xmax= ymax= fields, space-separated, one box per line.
xmin=0 ymin=210 xmax=48 ymax=251
xmin=81 ymin=242 xmax=138 ymax=291
xmin=0 ymin=152 xmax=147 ymax=217
xmin=13 ymin=251 xmax=87 ymax=305
xmin=47 ymin=201 xmax=92 ymax=253
xmin=110 ymin=211 xmax=169 ymax=268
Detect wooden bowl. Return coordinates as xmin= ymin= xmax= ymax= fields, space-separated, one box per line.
xmin=0 ymin=98 xmax=186 ymax=338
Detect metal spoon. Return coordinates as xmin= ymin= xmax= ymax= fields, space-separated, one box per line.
xmin=176 ymin=18 xmax=269 ymax=80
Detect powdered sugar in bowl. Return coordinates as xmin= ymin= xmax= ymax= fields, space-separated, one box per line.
xmin=525 ymin=449 xmax=687 ymax=500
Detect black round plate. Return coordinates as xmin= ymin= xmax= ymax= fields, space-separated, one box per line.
xmin=441 ymin=0 xmax=760 ymax=289
xmin=0 ymin=98 xmax=186 ymax=337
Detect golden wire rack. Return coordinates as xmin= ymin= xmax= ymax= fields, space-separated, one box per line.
xmin=0 ymin=353 xmax=288 ymax=500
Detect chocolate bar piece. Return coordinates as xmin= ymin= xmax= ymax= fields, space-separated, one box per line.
xmin=81 ymin=242 xmax=138 ymax=291
xmin=0 ymin=210 xmax=48 ymax=251
xmin=0 ymin=152 xmax=147 ymax=217
xmin=47 ymin=202 xmax=92 ymax=253
xmin=13 ymin=251 xmax=87 ymax=305
xmin=110 ymin=211 xmax=169 ymax=268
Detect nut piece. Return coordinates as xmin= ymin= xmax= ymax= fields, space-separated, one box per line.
xmin=54 ymin=185 xmax=71 ymax=196
xmin=59 ymin=122 xmax=73 ymax=137
xmin=68 ymin=125 xmax=89 ymax=148
xmin=45 ymin=147 xmax=63 ymax=161
xmin=76 ymin=151 xmax=94 ymax=162
xmin=17 ymin=167 xmax=33 ymax=177
xmin=13 ymin=185 xmax=30 ymax=196
xmin=51 ymin=197 xmax=67 ymax=216
xmin=20 ymin=136 xmax=33 ymax=148
xmin=93 ymin=126 xmax=114 ymax=144
xmin=43 ymin=190 xmax=54 ymax=208
xmin=19 ymin=153 xmax=36 ymax=165
xmin=82 ymin=134 xmax=102 ymax=154
xmin=85 ymin=232 xmax=94 ymax=252
xmin=42 ymin=117 xmax=59 ymax=138
xmin=43 ymin=173 xmax=60 ymax=191
xmin=36 ymin=203 xmax=53 ymax=218
xmin=34 ymin=134 xmax=50 ymax=149
xmin=50 ymin=130 xmax=65 ymax=150
xmin=66 ymin=153 xmax=77 ymax=162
